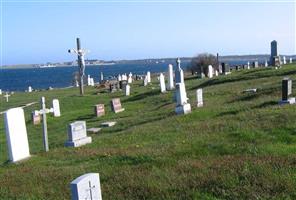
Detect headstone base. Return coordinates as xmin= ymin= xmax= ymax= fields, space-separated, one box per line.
xmin=65 ymin=137 xmax=92 ymax=147
xmin=279 ymin=97 xmax=296 ymax=105
xmin=197 ymin=102 xmax=203 ymax=107
xmin=114 ymin=108 xmax=125 ymax=113
xmin=101 ymin=121 xmax=117 ymax=127
xmin=224 ymin=72 xmax=231 ymax=75
xmin=175 ymin=103 xmax=191 ymax=115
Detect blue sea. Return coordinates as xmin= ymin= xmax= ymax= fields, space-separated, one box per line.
xmin=0 ymin=59 xmax=255 ymax=92
xmin=0 ymin=62 xmax=191 ymax=91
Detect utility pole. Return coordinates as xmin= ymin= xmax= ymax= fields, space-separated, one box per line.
xmin=68 ymin=38 xmax=90 ymax=96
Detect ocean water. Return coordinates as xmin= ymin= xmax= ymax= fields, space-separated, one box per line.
xmin=0 ymin=62 xmax=190 ymax=91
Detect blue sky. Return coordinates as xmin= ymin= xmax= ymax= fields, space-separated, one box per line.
xmin=1 ymin=1 xmax=295 ymax=65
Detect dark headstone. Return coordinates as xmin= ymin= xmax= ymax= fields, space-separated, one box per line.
xmin=282 ymin=78 xmax=292 ymax=101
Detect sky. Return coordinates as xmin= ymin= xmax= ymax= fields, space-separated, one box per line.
xmin=1 ymin=0 xmax=295 ymax=65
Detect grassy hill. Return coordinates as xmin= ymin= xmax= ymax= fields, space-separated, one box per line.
xmin=0 ymin=64 xmax=296 ymax=199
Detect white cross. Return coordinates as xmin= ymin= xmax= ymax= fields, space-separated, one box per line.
xmin=4 ymin=92 xmax=11 ymax=102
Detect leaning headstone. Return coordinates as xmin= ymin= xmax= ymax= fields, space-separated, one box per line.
xmin=111 ymin=98 xmax=125 ymax=113
xmin=159 ymin=73 xmax=166 ymax=93
xmin=70 ymin=173 xmax=102 ymax=200
xmin=65 ymin=121 xmax=92 ymax=147
xmin=52 ymin=99 xmax=61 ymax=117
xmin=94 ymin=104 xmax=105 ymax=117
xmin=208 ymin=65 xmax=213 ymax=78
xmin=125 ymin=84 xmax=130 ymax=96
xmin=279 ymin=77 xmax=295 ymax=105
xmin=167 ymin=64 xmax=174 ymax=90
xmin=175 ymin=83 xmax=191 ymax=115
xmin=147 ymin=71 xmax=151 ymax=83
xmin=31 ymin=111 xmax=41 ymax=125
xmin=196 ymin=89 xmax=203 ymax=107
xmin=4 ymin=107 xmax=30 ymax=162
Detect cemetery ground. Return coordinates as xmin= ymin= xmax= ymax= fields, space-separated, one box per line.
xmin=0 ymin=64 xmax=296 ymax=200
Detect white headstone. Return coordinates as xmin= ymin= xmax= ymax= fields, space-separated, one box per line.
xmin=128 ymin=73 xmax=132 ymax=84
xmin=167 ymin=64 xmax=174 ymax=90
xmin=159 ymin=73 xmax=166 ymax=93
xmin=196 ymin=89 xmax=203 ymax=107
xmin=100 ymin=72 xmax=104 ymax=82
xmin=207 ymin=65 xmax=213 ymax=78
xmin=215 ymin=69 xmax=219 ymax=76
xmin=75 ymin=80 xmax=79 ymax=87
xmin=70 ymin=173 xmax=102 ymax=200
xmin=290 ymin=58 xmax=293 ymax=64
xmin=87 ymin=75 xmax=91 ymax=86
xmin=265 ymin=60 xmax=268 ymax=67
xmin=147 ymin=71 xmax=151 ymax=83
xmin=28 ymin=86 xmax=32 ymax=93
xmin=4 ymin=107 xmax=30 ymax=162
xmin=247 ymin=62 xmax=250 ymax=70
xmin=118 ymin=74 xmax=122 ymax=81
xmin=52 ymin=99 xmax=61 ymax=117
xmin=125 ymin=84 xmax=130 ymax=96
xmin=283 ymin=56 xmax=286 ymax=64
xmin=143 ymin=76 xmax=148 ymax=86
xmin=175 ymin=83 xmax=191 ymax=115
xmin=65 ymin=121 xmax=92 ymax=147
xmin=0 ymin=89 xmax=2 ymax=95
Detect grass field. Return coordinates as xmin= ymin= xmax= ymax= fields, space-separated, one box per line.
xmin=0 ymin=64 xmax=296 ymax=199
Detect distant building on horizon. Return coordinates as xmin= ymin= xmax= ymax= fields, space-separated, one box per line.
xmin=270 ymin=40 xmax=281 ymax=66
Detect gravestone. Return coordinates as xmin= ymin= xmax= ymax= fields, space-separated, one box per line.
xmin=143 ymin=76 xmax=148 ymax=86
xmin=4 ymin=107 xmax=30 ymax=162
xmin=159 ymin=73 xmax=166 ymax=93
xmin=128 ymin=73 xmax=133 ymax=83
xmin=31 ymin=111 xmax=41 ymax=125
xmin=4 ymin=92 xmax=10 ymax=102
xmin=87 ymin=128 xmax=101 ymax=134
xmin=282 ymin=78 xmax=292 ymax=101
xmin=52 ymin=99 xmax=61 ymax=117
xmin=70 ymin=173 xmax=102 ymax=200
xmin=101 ymin=121 xmax=117 ymax=127
xmin=215 ymin=70 xmax=219 ymax=76
xmin=118 ymin=74 xmax=122 ymax=81
xmin=87 ymin=75 xmax=91 ymax=86
xmin=265 ymin=60 xmax=268 ymax=67
xmin=175 ymin=83 xmax=191 ymax=115
xmin=28 ymin=86 xmax=32 ymax=93
xmin=119 ymin=80 xmax=127 ymax=90
xmin=175 ymin=58 xmax=184 ymax=84
xmin=109 ymin=83 xmax=117 ymax=93
xmin=252 ymin=61 xmax=258 ymax=68
xmin=65 ymin=121 xmax=92 ymax=147
xmin=100 ymin=72 xmax=104 ymax=83
xmin=221 ymin=63 xmax=230 ymax=75
xmin=167 ymin=64 xmax=174 ymax=90
xmin=283 ymin=56 xmax=286 ymax=65
xmin=0 ymin=89 xmax=2 ymax=95
xmin=247 ymin=62 xmax=250 ymax=69
xmin=208 ymin=65 xmax=213 ymax=78
xmin=94 ymin=104 xmax=105 ymax=117
xmin=270 ymin=40 xmax=281 ymax=66
xmin=218 ymin=64 xmax=222 ymax=74
xmin=147 ymin=71 xmax=151 ymax=83
xmin=196 ymin=89 xmax=203 ymax=107
xmin=125 ymin=84 xmax=130 ymax=96
xmin=111 ymin=98 xmax=125 ymax=113
xmin=290 ymin=58 xmax=293 ymax=64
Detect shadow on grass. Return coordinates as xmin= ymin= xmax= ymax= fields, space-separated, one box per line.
xmin=75 ymin=114 xmax=95 ymax=121
xmin=122 ymin=89 xmax=160 ymax=103
xmin=252 ymin=101 xmax=278 ymax=109
xmin=216 ymin=110 xmax=241 ymax=117
xmin=228 ymin=87 xmax=276 ymax=103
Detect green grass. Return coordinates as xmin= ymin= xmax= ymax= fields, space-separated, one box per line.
xmin=0 ymin=64 xmax=296 ymax=199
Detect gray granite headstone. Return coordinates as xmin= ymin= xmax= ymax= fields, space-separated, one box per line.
xmin=65 ymin=121 xmax=92 ymax=147
xmin=282 ymin=78 xmax=292 ymax=101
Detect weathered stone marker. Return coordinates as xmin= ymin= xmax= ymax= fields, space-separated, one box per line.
xmin=159 ymin=73 xmax=166 ymax=93
xmin=175 ymin=83 xmax=191 ymax=115
xmin=94 ymin=104 xmax=105 ymax=117
xmin=111 ymin=98 xmax=125 ymax=113
xmin=167 ymin=64 xmax=174 ymax=90
xmin=52 ymin=99 xmax=61 ymax=117
xmin=125 ymin=84 xmax=131 ymax=96
xmin=175 ymin=58 xmax=184 ymax=84
xmin=31 ymin=111 xmax=41 ymax=125
xmin=196 ymin=89 xmax=203 ymax=107
xmin=279 ymin=77 xmax=295 ymax=105
xmin=208 ymin=65 xmax=213 ymax=78
xmin=4 ymin=92 xmax=10 ymax=102
xmin=4 ymin=107 xmax=31 ymax=162
xmin=65 ymin=121 xmax=92 ymax=147
xmin=147 ymin=71 xmax=151 ymax=83
xmin=70 ymin=173 xmax=102 ymax=200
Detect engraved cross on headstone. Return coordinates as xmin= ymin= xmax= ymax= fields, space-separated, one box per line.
xmin=85 ymin=181 xmax=96 ymax=200
xmin=34 ymin=97 xmax=54 ymax=152
xmin=4 ymin=92 xmax=11 ymax=102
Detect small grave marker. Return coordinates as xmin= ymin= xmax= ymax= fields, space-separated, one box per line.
xmin=111 ymin=98 xmax=125 ymax=113
xmin=65 ymin=121 xmax=92 ymax=147
xmin=95 ymin=104 xmax=105 ymax=117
